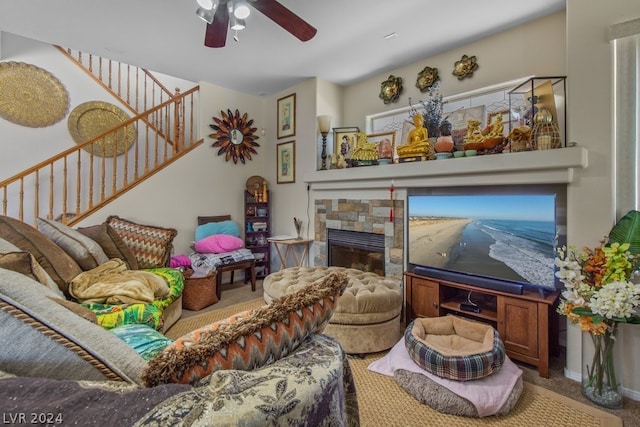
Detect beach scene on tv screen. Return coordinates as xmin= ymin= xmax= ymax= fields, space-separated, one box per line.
xmin=408 ymin=194 xmax=556 ymax=288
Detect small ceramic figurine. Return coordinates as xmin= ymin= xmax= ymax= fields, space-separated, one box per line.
xmin=486 ymin=114 xmax=504 ymax=138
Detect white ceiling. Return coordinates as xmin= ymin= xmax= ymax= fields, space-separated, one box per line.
xmin=0 ymin=0 xmax=566 ymax=96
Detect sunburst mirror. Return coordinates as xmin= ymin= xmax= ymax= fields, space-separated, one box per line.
xmin=209 ymin=109 xmax=260 ymax=164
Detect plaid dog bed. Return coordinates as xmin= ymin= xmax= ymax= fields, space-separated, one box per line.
xmin=404 ymin=317 xmax=505 ymax=381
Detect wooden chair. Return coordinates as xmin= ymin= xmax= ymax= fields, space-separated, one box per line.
xmin=197 ymin=215 xmax=256 ymax=301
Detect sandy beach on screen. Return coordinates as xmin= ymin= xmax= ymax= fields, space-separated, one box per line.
xmin=409 ymin=218 xmax=473 ymax=268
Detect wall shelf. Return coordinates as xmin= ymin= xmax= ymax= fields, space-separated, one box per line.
xmin=304 ymin=146 xmax=587 ymax=190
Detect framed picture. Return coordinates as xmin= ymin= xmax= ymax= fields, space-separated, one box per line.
xmin=277 ymin=93 xmax=296 ymax=139
xmin=333 ymin=127 xmax=360 ymax=166
xmin=366 ymin=131 xmax=396 ymax=163
xmin=276 ymin=140 xmax=295 ymax=184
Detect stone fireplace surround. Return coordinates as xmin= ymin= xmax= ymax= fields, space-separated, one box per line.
xmin=314 ymin=198 xmax=404 ymax=282
xmin=306 ymin=147 xmax=587 ymax=285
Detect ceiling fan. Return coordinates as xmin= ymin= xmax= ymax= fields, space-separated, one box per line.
xmin=195 ymin=0 xmax=317 ymax=48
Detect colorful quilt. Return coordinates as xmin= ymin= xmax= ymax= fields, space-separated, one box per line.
xmin=81 ymin=267 xmax=184 ymax=331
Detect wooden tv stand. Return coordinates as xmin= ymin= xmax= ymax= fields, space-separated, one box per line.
xmin=405 ymin=272 xmax=560 ymax=378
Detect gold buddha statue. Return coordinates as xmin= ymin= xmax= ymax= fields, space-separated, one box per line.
xmin=351 ymin=132 xmax=379 ymax=162
xmin=397 ymin=114 xmax=433 ymax=159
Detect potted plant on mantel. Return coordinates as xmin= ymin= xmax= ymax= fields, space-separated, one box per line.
xmin=419 ymin=81 xmax=445 ymax=139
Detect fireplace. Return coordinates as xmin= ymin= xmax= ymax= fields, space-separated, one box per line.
xmin=327 ymin=229 xmax=385 ymax=275
xmin=314 ymin=198 xmax=404 ymax=282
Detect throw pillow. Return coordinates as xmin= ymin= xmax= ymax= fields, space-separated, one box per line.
xmin=142 ymin=271 xmax=348 ymax=386
xmin=0 ymin=238 xmax=62 ymax=296
xmin=194 ymin=220 xmax=240 ymax=242
xmin=76 ymin=223 xmax=138 ymax=270
xmin=110 ymin=324 xmax=173 ymax=361
xmin=106 ymin=216 xmax=177 ymax=269
xmin=0 ymin=215 xmax=82 ymax=294
xmin=0 ymin=268 xmax=147 ymax=384
xmin=169 ymin=254 xmax=191 ymax=268
xmin=37 ymin=218 xmax=109 ymax=271
xmin=194 ymin=234 xmax=244 ymax=254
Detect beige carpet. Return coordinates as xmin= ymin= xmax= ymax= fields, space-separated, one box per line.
xmin=350 ymin=352 xmax=621 ymax=427
xmin=165 ymin=297 xmax=622 ymax=426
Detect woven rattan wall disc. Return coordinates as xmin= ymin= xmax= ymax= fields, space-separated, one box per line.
xmin=67 ymin=101 xmax=136 ymax=157
xmin=246 ymin=175 xmax=265 ymax=193
xmin=0 ymin=61 xmax=70 ymax=127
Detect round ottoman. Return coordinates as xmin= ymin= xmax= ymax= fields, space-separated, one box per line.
xmin=263 ymin=266 xmax=402 ymax=354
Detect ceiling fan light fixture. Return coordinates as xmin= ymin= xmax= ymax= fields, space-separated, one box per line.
xmin=233 ymin=0 xmax=251 ymax=19
xmin=195 ymin=7 xmax=216 ymax=24
xmin=195 ymin=0 xmax=214 ymax=10
xmin=230 ymin=17 xmax=246 ymax=31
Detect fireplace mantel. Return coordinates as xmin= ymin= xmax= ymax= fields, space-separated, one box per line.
xmin=304 ymin=146 xmax=587 ymax=190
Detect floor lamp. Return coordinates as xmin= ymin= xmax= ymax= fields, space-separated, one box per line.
xmin=317 ymin=115 xmax=332 ymax=170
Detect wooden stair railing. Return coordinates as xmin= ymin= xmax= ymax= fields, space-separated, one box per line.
xmin=55 ymin=46 xmax=180 ymax=144
xmin=0 ymin=86 xmax=202 ymax=227
xmin=56 ymin=46 xmax=175 ymax=114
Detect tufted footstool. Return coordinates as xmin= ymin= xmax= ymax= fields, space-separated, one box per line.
xmin=263 ymin=266 xmax=403 ymax=355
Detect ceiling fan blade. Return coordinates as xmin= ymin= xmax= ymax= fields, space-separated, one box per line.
xmin=251 ymin=0 xmax=317 ymax=42
xmin=204 ymin=5 xmax=229 ymax=48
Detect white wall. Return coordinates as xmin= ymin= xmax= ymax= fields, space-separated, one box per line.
xmin=343 ymin=12 xmax=567 ymax=130
xmin=0 ymin=34 xmax=129 ymax=177
xmin=264 ymin=79 xmax=318 ymax=247
xmin=78 ymin=80 xmax=267 ymax=256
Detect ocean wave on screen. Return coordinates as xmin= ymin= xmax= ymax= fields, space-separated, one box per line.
xmin=480 ymin=223 xmax=555 ymax=287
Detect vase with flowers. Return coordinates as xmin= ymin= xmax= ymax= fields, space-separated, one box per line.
xmin=555 ymin=211 xmax=640 ymax=408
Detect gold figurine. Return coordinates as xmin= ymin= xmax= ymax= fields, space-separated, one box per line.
xmin=351 ymin=132 xmax=379 ymax=163
xmin=397 ymin=114 xmax=433 ymax=160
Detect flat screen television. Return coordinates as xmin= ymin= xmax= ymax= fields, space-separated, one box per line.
xmin=407 ymin=184 xmax=566 ymax=295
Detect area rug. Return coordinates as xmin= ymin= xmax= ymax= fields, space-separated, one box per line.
xmin=165 ymin=298 xmax=622 ymax=427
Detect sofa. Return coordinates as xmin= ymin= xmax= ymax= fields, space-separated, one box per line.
xmin=0 ymin=256 xmax=360 ymax=425
xmin=0 ymin=215 xmax=183 ymax=332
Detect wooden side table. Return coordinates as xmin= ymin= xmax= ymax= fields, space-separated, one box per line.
xmin=268 ymin=238 xmax=313 ymax=270
xmin=215 ymin=259 xmax=256 ymax=300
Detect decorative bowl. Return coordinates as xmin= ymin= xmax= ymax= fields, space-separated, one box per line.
xmin=435 ymin=152 xmax=452 ymax=160
xmin=465 ymin=150 xmax=477 ymax=156
xmin=453 ymin=151 xmax=465 ymax=158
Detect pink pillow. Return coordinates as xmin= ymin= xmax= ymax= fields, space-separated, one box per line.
xmin=195 ymin=234 xmax=244 ymax=254
xmin=170 ymin=254 xmax=191 ymax=268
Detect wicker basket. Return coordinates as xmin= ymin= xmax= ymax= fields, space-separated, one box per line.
xmin=182 ymin=268 xmax=218 ymax=311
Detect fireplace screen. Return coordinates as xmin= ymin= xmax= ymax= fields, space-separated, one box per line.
xmin=327 ymin=229 xmax=385 ymax=276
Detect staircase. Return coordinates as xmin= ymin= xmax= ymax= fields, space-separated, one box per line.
xmin=0 ymin=48 xmax=203 ymax=227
